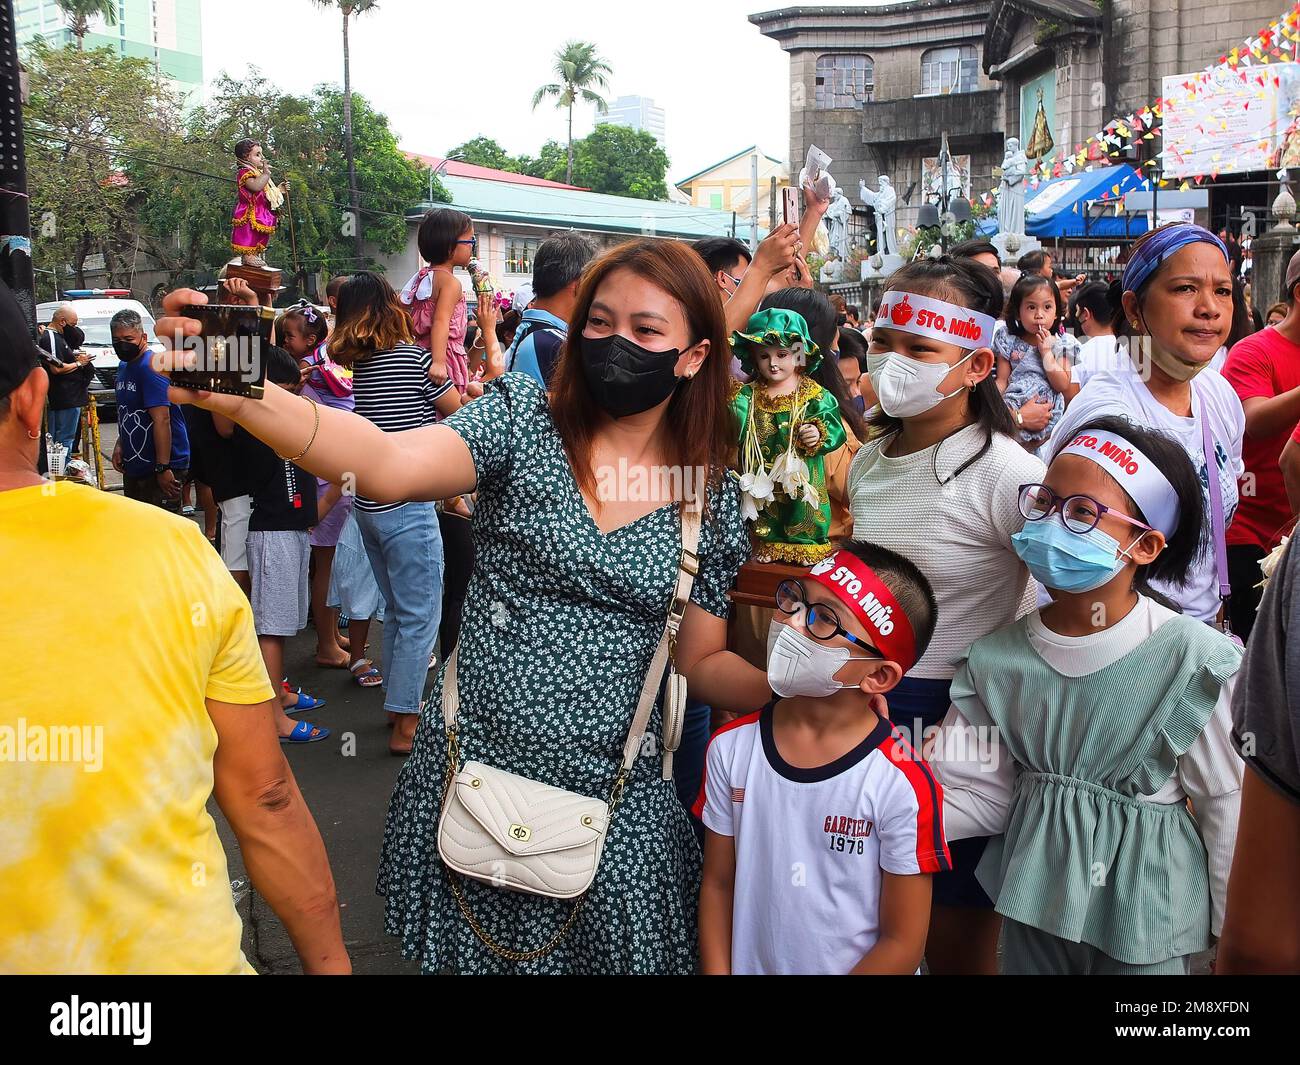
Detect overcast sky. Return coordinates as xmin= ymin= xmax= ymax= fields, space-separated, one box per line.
xmin=199 ymin=0 xmax=816 ymax=183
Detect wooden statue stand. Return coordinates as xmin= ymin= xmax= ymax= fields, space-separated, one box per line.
xmin=730 ymin=559 xmax=807 ymax=609
xmin=221 ymin=260 xmax=283 ymax=301
xmin=726 ymin=559 xmax=807 ymax=661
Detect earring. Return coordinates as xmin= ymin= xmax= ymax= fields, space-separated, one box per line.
xmin=684 ymin=370 xmax=695 ymax=380
xmin=26 ymin=429 xmax=39 ymax=440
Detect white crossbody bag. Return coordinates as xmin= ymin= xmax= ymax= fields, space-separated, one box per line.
xmin=436 ymin=509 xmax=701 ymax=961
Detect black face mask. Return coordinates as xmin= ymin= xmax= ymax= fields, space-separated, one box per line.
xmin=579 ymin=332 xmax=684 ymax=418
xmin=113 ymin=338 xmax=143 ymax=361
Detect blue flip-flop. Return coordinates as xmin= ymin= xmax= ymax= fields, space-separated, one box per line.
xmin=284 ymin=691 xmax=327 ymax=714
xmin=280 ymin=720 xmax=330 ymax=743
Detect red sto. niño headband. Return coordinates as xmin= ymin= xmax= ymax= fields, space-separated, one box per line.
xmin=807 ymin=550 xmax=918 ymax=673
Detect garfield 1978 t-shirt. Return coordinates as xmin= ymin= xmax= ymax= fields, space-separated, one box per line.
xmin=696 ymin=705 xmax=950 ymax=975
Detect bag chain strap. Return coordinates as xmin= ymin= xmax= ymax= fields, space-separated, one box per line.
xmin=441 ymin=724 xmax=638 ymax=962
xmin=439 ymin=511 xmax=700 ymax=963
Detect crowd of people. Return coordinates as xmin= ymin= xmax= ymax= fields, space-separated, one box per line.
xmin=4 ymin=191 xmax=1300 ymax=977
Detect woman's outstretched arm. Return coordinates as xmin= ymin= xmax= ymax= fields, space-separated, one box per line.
xmin=154 ymin=289 xmax=478 ymax=504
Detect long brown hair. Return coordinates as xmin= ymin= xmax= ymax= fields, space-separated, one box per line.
xmin=549 ymin=239 xmax=736 ymax=508
xmin=329 ymin=270 xmax=413 ymax=366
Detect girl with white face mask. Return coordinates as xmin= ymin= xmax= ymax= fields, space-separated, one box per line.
xmin=847 ymin=256 xmax=1047 ymax=975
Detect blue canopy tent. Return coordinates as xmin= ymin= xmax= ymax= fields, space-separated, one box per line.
xmin=977 ymin=165 xmax=1150 ymax=240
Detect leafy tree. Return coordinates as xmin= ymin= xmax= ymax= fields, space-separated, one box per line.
xmin=310 ymin=0 xmax=380 ymax=261
xmin=514 ymin=139 xmax=569 ymax=183
xmin=26 ymin=47 xmax=447 ymax=294
xmin=144 ymin=72 xmax=446 ymax=289
xmin=573 ymin=125 xmax=669 ymax=200
xmin=449 ymin=136 xmax=515 ymax=171
xmin=55 ymin=0 xmax=117 ymax=49
xmin=24 ymin=41 xmax=178 ymax=287
xmin=531 ymin=40 xmax=612 ymax=184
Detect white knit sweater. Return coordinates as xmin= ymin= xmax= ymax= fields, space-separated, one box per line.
xmin=848 ymin=423 xmax=1045 ymax=679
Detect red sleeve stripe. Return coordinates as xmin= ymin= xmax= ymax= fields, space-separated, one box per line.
xmin=690 ymin=710 xmax=763 ymax=820
xmin=881 ymin=730 xmax=952 ymax=873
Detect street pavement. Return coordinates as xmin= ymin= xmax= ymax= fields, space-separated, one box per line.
xmin=214 ymin=618 xmax=422 ymax=976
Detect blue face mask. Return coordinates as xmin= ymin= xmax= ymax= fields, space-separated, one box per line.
xmin=1011 ymin=516 xmax=1139 ymax=594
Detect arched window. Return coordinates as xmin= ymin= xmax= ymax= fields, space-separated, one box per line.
xmin=920 ymin=45 xmax=979 ymax=95
xmin=815 ymin=54 xmax=874 ymax=109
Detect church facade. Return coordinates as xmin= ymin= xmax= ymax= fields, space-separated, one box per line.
xmin=751 ymin=0 xmax=1289 ymax=238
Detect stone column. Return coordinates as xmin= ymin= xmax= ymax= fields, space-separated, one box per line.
xmin=1251 ymin=182 xmax=1298 ymax=312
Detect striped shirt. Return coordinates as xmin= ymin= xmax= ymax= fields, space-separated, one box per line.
xmin=351 ymin=343 xmax=452 ymax=513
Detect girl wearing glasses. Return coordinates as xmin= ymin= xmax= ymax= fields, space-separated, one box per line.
xmin=402 ymin=207 xmax=478 ymax=394
xmin=930 ymin=415 xmax=1243 ymax=975
xmin=849 ymin=255 xmax=1046 ymax=974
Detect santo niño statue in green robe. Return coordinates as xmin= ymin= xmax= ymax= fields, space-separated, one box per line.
xmin=730 ymin=308 xmax=846 ymax=565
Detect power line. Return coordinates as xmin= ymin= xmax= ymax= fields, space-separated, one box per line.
xmin=24 ymin=125 xmax=415 ymax=223
xmin=27 ymin=126 xmax=744 ymax=230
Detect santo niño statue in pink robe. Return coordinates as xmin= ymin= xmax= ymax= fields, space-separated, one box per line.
xmin=230 ymin=138 xmax=285 ymax=268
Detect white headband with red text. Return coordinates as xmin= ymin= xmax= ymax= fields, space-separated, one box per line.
xmin=875 ymin=291 xmax=997 ymax=350
xmin=1057 ymin=429 xmax=1181 ymax=538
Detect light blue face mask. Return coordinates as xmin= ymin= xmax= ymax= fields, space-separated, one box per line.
xmin=1011 ymin=516 xmax=1140 ymax=594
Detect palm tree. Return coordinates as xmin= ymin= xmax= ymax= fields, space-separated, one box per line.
xmin=531 ymin=41 xmax=613 ymax=185
xmin=312 ymin=0 xmax=379 ymax=259
xmin=56 ymin=0 xmax=117 ymax=50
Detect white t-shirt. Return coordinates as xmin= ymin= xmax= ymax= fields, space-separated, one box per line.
xmin=698 ymin=708 xmax=949 ymax=975
xmin=930 ymin=595 xmax=1242 ymax=934
xmin=1070 ymin=334 xmax=1124 ymax=388
xmin=848 ymin=423 xmax=1046 ymax=679
xmin=1042 ymin=367 xmax=1245 ymax=623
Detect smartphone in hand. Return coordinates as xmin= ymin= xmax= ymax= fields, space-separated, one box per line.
xmin=171 ymin=304 xmax=275 ymax=399
xmin=782 ymin=185 xmax=801 ymax=227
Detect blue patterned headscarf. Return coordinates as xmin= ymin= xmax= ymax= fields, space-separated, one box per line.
xmin=1122 ymin=222 xmax=1229 ymax=295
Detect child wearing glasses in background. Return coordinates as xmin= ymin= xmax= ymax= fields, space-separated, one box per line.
xmin=929 ymin=415 xmax=1244 ymax=975
xmin=401 ymin=207 xmax=477 ymax=392
xmin=697 ymin=540 xmax=950 ymax=975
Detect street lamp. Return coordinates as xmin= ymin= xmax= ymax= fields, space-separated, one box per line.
xmin=430 ymin=154 xmax=464 ymax=202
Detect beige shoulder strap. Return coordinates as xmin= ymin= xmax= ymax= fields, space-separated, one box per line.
xmin=442 ymin=506 xmax=703 ymax=775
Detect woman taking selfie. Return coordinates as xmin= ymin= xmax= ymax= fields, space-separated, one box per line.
xmin=154 ymin=239 xmax=758 ymax=974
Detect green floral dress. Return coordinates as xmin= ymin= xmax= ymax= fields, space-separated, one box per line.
xmin=376 ymin=373 xmax=749 ymax=973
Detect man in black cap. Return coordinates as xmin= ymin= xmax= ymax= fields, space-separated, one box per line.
xmin=0 ymin=278 xmax=348 ymax=975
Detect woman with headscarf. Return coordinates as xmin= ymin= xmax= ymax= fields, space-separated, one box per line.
xmin=1045 ymin=223 xmax=1245 ymax=631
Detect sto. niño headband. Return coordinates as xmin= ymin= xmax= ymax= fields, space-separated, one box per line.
xmin=874 ymin=291 xmax=997 ymax=350
xmin=1058 ymin=429 xmax=1181 ymax=538
xmin=807 ymin=551 xmax=918 ymax=674
xmin=1122 ymin=222 xmax=1228 ymax=296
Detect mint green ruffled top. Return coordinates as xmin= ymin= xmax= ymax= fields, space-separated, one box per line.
xmin=951 ymin=614 xmax=1241 ymax=965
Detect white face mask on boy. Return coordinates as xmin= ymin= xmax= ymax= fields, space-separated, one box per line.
xmin=767 ymin=624 xmax=873 ymax=699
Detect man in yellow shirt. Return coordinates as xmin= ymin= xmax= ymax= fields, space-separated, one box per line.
xmin=0 ymin=280 xmax=348 ymax=974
